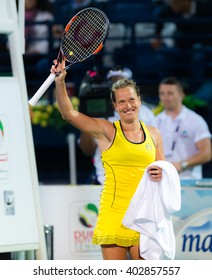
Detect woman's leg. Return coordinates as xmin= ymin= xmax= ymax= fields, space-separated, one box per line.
xmin=129 ymin=245 xmax=144 ymax=260
xmin=101 ymin=244 xmax=128 ymax=260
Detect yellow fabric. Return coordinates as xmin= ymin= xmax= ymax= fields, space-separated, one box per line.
xmin=92 ymin=120 xmax=156 ymax=247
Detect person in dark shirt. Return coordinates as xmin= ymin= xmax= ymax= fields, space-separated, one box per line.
xmin=152 ymin=0 xmax=212 ymax=49
xmin=151 ymin=0 xmax=212 ymax=88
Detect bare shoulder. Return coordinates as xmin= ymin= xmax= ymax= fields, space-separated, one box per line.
xmin=146 ymin=125 xmax=163 ymax=144
xmin=146 ymin=125 xmax=165 ymax=160
xmin=146 ymin=125 xmax=161 ymax=136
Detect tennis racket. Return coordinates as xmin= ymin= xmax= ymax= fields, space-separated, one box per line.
xmin=28 ymin=7 xmax=110 ymax=106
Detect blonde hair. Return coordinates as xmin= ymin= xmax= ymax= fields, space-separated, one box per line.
xmin=110 ymin=79 xmax=141 ymax=103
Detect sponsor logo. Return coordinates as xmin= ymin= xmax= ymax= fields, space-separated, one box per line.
xmin=0 ymin=120 xmax=4 ymax=148
xmin=70 ymin=202 xmax=101 ymax=256
xmin=146 ymin=143 xmax=152 ymax=150
xmin=175 ymin=209 xmax=212 ymax=259
xmin=0 ymin=116 xmax=9 ymax=182
xmin=79 ymin=203 xmax=98 ymax=228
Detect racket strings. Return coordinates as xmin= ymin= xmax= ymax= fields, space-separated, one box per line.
xmin=62 ymin=9 xmax=108 ymax=63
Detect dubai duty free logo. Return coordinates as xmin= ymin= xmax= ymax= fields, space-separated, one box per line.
xmin=0 ymin=120 xmax=4 ymax=148
xmin=79 ymin=203 xmax=98 ymax=228
xmin=70 ymin=202 xmax=101 ymax=255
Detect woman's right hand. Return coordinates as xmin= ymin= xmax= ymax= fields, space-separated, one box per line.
xmin=51 ymin=58 xmax=67 ymax=82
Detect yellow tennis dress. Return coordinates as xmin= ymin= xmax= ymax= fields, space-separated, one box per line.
xmin=92 ymin=120 xmax=156 ymax=247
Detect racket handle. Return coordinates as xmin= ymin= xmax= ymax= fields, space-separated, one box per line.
xmin=28 ymin=73 xmax=56 ymax=106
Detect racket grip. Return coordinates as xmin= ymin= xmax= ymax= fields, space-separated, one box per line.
xmin=28 ymin=73 xmax=56 ymax=106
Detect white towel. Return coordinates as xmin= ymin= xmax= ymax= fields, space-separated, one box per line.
xmin=122 ymin=160 xmax=181 ymax=260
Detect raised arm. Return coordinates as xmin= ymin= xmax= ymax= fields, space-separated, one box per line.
xmin=51 ymin=59 xmax=114 ymax=143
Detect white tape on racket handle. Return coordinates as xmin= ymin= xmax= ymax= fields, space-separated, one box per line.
xmin=28 ymin=73 xmax=56 ymax=106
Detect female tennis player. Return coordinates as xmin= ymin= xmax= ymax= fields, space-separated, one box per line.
xmin=51 ymin=58 xmax=165 ymax=260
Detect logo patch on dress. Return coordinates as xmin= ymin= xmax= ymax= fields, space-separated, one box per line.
xmin=146 ymin=143 xmax=152 ymax=150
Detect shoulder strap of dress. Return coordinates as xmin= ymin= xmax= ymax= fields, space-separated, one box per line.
xmin=113 ymin=120 xmax=121 ymax=129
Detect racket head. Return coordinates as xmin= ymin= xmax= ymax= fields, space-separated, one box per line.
xmin=61 ymin=7 xmax=110 ymax=65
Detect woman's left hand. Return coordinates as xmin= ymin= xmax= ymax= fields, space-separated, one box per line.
xmin=147 ymin=166 xmax=162 ymax=181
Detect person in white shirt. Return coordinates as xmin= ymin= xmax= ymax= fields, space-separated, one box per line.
xmin=156 ymin=76 xmax=211 ymax=179
xmin=79 ymin=67 xmax=157 ymax=185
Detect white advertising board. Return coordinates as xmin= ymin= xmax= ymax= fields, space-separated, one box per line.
xmin=40 ymin=185 xmax=102 ymax=259
xmin=0 ymin=78 xmax=39 ymax=251
xmin=40 ymin=185 xmax=212 ymax=260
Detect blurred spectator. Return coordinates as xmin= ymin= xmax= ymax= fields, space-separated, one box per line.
xmin=24 ymin=0 xmax=63 ymax=90
xmin=152 ymin=0 xmax=212 ymax=49
xmin=25 ymin=0 xmax=55 ymax=54
xmin=155 ymin=76 xmax=211 ymax=179
xmin=151 ymin=0 xmax=212 ymax=87
xmin=103 ymin=23 xmax=130 ymax=67
xmin=78 ymin=66 xmax=157 ymax=184
xmin=55 ymin=0 xmax=95 ymax=26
